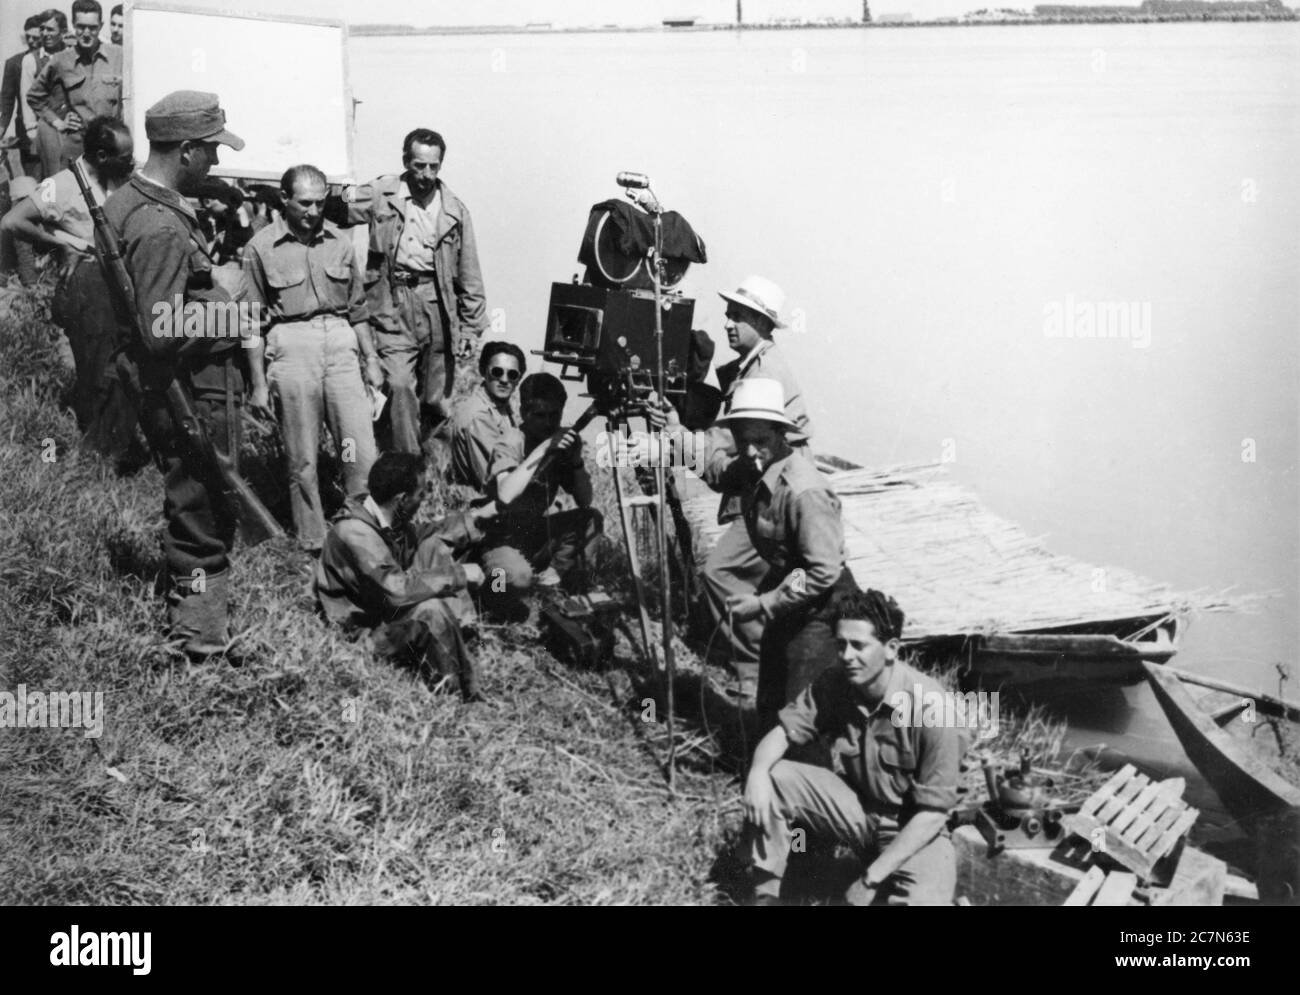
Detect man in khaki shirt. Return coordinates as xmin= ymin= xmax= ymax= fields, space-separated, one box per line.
xmin=447 ymin=341 xmax=523 ymax=501
xmin=243 ymin=164 xmax=382 ymax=553
xmin=27 ymin=1 xmax=122 ymax=169
xmin=745 ymin=588 xmax=973 ymax=906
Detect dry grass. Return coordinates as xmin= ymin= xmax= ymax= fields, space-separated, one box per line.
xmin=0 ymin=289 xmax=1092 ymax=905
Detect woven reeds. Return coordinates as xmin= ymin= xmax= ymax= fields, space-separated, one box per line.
xmin=681 ymin=461 xmax=1256 ymax=639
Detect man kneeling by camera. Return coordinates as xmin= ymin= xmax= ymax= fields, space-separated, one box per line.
xmin=315 ymin=452 xmax=492 ymax=702
xmin=478 ymin=373 xmax=603 ymax=614
xmin=745 ymin=588 xmax=972 ymax=905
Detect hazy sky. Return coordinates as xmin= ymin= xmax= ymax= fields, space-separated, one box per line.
xmin=4 ymin=0 xmax=1296 ymax=40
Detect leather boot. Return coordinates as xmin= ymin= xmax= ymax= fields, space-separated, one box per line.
xmin=167 ymin=569 xmax=231 ymax=658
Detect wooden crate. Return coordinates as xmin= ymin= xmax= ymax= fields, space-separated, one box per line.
xmin=1064 ymin=764 xmax=1199 ymax=880
xmin=952 ymin=825 xmax=1225 ymax=906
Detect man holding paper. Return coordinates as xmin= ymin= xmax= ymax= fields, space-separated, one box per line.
xmin=243 ymin=163 xmax=381 ymax=554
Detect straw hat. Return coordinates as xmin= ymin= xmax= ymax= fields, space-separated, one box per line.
xmin=714 ymin=378 xmax=800 ymax=433
xmin=718 ymin=275 xmax=786 ymax=329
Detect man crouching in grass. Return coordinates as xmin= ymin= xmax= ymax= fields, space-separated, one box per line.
xmin=314 ymin=452 xmax=494 ymax=702
xmin=744 ymin=588 xmax=972 ymax=905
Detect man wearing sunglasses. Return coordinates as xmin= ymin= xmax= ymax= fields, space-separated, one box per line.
xmin=27 ymin=0 xmax=122 ymax=171
xmin=1 ymin=114 xmax=136 ymax=458
xmin=331 ymin=128 xmax=489 ymax=460
xmin=447 ymin=340 xmax=524 ymax=501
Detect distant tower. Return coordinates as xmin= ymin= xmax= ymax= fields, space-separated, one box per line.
xmin=736 ymin=1 xmax=743 ymax=25
xmin=863 ymin=1 xmax=872 ymax=21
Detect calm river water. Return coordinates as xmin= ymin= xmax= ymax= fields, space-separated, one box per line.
xmin=349 ymin=23 xmax=1299 ymax=838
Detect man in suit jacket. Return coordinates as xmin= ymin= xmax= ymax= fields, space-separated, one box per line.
xmin=0 ymin=15 xmax=47 ymax=285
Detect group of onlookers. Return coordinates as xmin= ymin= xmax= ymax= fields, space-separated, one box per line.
xmin=0 ymin=16 xmax=977 ymax=897
xmin=1 ymin=3 xmax=123 ymax=286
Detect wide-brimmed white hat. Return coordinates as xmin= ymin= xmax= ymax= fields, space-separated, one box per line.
xmin=718 ymin=275 xmax=786 ymax=329
xmin=714 ymin=378 xmax=800 ymax=433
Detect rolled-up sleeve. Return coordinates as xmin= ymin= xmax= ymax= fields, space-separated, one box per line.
xmin=909 ymin=720 xmax=967 ymax=812
xmin=486 ymin=433 xmax=522 ymax=494
xmin=778 ymin=683 xmax=820 ymax=746
xmin=758 ymin=488 xmax=844 ymax=619
xmin=241 ymin=237 xmax=272 ymax=329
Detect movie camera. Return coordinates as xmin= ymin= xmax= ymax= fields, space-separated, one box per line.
xmin=535 ymin=175 xmax=708 ymax=788
xmin=538 ymin=174 xmax=706 ymax=417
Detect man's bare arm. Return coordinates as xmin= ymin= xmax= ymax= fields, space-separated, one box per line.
xmin=0 ymin=196 xmax=64 ymax=251
xmin=743 ymin=725 xmax=790 ymax=827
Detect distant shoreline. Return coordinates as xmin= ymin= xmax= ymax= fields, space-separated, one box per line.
xmin=351 ymin=14 xmax=1298 ymax=37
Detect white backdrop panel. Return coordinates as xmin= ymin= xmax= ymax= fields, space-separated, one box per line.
xmin=127 ymin=3 xmax=352 ymax=180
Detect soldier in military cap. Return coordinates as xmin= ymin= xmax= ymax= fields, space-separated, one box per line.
xmin=102 ymin=89 xmax=258 ymax=658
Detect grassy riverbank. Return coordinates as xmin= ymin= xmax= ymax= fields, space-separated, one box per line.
xmin=0 ymin=286 xmax=1093 ymax=905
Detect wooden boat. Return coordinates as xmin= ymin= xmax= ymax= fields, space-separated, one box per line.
xmin=948 ymin=616 xmax=1182 ymax=689
xmin=680 ymin=459 xmax=1247 ymax=688
xmin=1141 ymin=662 xmax=1300 ymax=823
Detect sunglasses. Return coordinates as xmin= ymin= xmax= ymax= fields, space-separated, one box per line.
xmin=489 ymin=366 xmax=520 ymax=383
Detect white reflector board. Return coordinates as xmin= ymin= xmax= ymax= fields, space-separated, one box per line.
xmin=125 ymin=2 xmax=353 ymax=181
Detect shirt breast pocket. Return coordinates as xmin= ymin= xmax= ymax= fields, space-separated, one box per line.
xmin=874 ymin=734 xmax=917 ymax=798
xmin=95 ymin=74 xmax=122 ymax=107
xmin=323 ymin=263 xmax=353 ymax=307
xmin=267 ymin=265 xmax=309 ymax=317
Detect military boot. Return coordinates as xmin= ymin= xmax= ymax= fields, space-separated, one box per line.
xmin=167 ymin=569 xmax=232 ymax=659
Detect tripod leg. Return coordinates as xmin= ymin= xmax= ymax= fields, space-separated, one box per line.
xmin=608 ymin=432 xmax=656 ymax=670
xmin=634 ymin=464 xmax=698 ymax=625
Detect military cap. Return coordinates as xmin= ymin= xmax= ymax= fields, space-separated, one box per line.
xmin=145 ymin=91 xmax=244 ymax=150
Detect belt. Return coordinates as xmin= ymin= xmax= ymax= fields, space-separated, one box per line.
xmin=392 ymin=270 xmax=438 ymax=287
xmin=277 ymin=313 xmax=348 ymax=327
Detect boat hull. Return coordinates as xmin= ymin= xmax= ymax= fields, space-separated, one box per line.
xmin=938 ymin=616 xmax=1182 ymax=689
xmin=1142 ymin=662 xmax=1300 ymax=824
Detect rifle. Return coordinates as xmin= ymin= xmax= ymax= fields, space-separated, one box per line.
xmin=71 ymin=160 xmax=284 ymax=546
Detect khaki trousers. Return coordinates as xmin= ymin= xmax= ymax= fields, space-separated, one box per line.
xmin=378 ymin=280 xmax=451 ymax=455
xmin=267 ymin=316 xmax=377 ymax=551
xmin=751 ymin=760 xmax=957 ymax=906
